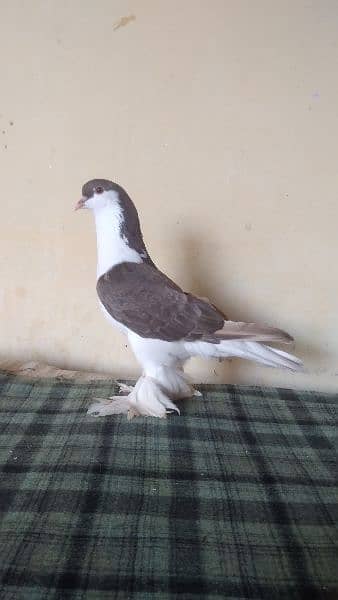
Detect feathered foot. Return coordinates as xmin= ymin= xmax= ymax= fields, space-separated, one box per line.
xmin=115 ymin=382 xmax=134 ymax=395
xmin=87 ymin=382 xmax=134 ymax=417
xmin=87 ymin=396 xmax=130 ymax=417
xmin=87 ymin=376 xmax=181 ymax=419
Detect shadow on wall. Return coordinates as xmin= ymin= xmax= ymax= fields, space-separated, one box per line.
xmin=178 ymin=232 xmax=324 ymax=380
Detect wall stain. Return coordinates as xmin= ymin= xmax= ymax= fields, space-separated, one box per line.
xmin=113 ymin=15 xmax=136 ymax=31
xmin=15 ymin=287 xmax=27 ymax=298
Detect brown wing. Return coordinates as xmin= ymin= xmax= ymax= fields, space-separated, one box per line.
xmin=96 ymin=262 xmax=225 ymax=341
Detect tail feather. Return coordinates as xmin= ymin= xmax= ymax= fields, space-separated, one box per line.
xmin=209 ymin=321 xmax=293 ymax=344
xmin=223 ymin=341 xmax=304 ymax=372
xmin=265 ymin=345 xmax=304 ymax=367
xmin=186 ymin=339 xmax=303 ymax=372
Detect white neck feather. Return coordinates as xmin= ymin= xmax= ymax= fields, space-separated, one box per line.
xmin=94 ymin=203 xmax=142 ymax=279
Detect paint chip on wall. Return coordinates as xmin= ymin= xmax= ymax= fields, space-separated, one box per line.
xmin=113 ymin=15 xmax=136 ymax=31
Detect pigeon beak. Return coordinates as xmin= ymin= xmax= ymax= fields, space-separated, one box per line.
xmin=75 ymin=197 xmax=87 ymax=211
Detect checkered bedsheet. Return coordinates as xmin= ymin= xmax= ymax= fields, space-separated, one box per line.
xmin=0 ymin=372 xmax=337 ymax=599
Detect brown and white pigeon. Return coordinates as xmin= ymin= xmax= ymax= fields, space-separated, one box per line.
xmin=75 ymin=179 xmax=303 ymax=418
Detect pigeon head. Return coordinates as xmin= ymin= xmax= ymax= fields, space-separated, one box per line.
xmin=75 ymin=178 xmax=153 ymax=263
xmin=75 ymin=179 xmax=121 ymax=211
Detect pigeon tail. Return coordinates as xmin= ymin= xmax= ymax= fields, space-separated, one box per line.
xmin=185 ymin=339 xmax=303 ymax=372
xmin=208 ymin=321 xmax=294 ymax=344
xmin=221 ymin=341 xmax=304 ymax=371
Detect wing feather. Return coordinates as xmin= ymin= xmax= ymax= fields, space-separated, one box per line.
xmin=97 ymin=262 xmax=293 ymax=344
xmin=96 ymin=262 xmax=224 ymax=341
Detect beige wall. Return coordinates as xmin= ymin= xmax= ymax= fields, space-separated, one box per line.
xmin=1 ymin=1 xmax=337 ymax=391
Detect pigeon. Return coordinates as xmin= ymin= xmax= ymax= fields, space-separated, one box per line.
xmin=75 ymin=179 xmax=303 ymax=418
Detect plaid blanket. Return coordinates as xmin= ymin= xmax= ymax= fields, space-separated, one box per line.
xmin=0 ymin=371 xmax=337 ymax=599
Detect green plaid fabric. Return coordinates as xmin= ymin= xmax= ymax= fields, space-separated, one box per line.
xmin=0 ymin=372 xmax=337 ymax=599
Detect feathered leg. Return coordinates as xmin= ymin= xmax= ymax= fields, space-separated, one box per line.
xmin=87 ymin=375 xmax=181 ymax=419
xmin=142 ymin=364 xmax=201 ymax=399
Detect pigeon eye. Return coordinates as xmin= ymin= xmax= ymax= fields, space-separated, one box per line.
xmin=95 ymin=186 xmax=104 ymax=194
